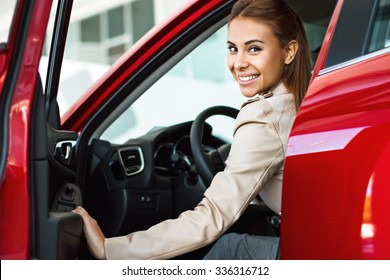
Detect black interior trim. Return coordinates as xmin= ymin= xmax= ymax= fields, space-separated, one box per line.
xmin=45 ymin=0 xmax=74 ymax=129
xmin=30 ymin=74 xmax=82 ymax=259
xmin=30 ymin=74 xmax=47 ymax=259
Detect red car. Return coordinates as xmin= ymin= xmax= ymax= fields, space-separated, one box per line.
xmin=0 ymin=0 xmax=389 ymax=260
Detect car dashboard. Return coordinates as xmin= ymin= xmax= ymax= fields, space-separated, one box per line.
xmin=83 ymin=121 xmax=225 ymax=238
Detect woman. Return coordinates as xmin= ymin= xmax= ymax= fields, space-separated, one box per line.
xmin=73 ymin=0 xmax=312 ymax=260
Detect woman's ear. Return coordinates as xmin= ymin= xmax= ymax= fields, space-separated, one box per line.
xmin=284 ymin=40 xmax=298 ymax=65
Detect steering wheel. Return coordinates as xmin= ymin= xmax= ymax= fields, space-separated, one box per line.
xmin=190 ymin=106 xmax=239 ymax=186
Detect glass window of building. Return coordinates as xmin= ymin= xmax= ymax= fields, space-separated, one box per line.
xmin=108 ymin=6 xmax=125 ymax=39
xmin=81 ymin=15 xmax=101 ymax=42
xmin=131 ymin=0 xmax=154 ymax=42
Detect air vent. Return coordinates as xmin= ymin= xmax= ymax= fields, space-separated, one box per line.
xmin=118 ymin=147 xmax=144 ymax=176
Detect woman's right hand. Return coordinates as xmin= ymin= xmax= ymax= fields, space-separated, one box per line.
xmin=72 ymin=206 xmax=107 ymax=260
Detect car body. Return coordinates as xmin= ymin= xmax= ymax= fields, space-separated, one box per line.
xmin=0 ymin=0 xmax=389 ymax=260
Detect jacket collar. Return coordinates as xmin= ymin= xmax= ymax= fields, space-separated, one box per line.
xmin=248 ymin=82 xmax=288 ymax=100
xmin=242 ymin=82 xmax=289 ymax=107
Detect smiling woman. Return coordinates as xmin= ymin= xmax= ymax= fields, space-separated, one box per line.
xmin=227 ymin=17 xmax=297 ymax=98
xmin=227 ymin=0 xmax=311 ymax=107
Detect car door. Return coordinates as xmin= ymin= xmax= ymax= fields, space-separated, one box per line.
xmin=282 ymin=0 xmax=390 ymax=259
xmin=0 ymin=0 xmax=28 ymax=260
xmin=0 ymin=0 xmax=83 ymax=260
xmin=0 ymin=0 xmax=55 ymax=260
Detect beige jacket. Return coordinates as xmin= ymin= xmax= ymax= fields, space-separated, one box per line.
xmin=105 ymin=83 xmax=296 ymax=259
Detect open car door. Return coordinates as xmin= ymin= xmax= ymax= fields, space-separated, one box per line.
xmin=0 ymin=0 xmax=82 ymax=259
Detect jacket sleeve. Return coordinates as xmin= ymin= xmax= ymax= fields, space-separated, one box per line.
xmin=104 ymin=100 xmax=285 ymax=259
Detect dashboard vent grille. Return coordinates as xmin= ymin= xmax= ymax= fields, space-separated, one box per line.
xmin=119 ymin=147 xmax=144 ymax=176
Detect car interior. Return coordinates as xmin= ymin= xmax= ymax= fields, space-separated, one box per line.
xmin=28 ymin=0 xmax=337 ymax=259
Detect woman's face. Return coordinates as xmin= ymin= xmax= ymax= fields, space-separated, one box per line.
xmin=228 ymin=17 xmax=288 ymax=98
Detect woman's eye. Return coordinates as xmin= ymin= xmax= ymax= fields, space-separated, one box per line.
xmin=249 ymin=46 xmax=261 ymax=53
xmin=227 ymin=46 xmax=237 ymax=53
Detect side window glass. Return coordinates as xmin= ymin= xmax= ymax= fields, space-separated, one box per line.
xmin=100 ymin=25 xmax=242 ymax=144
xmin=0 ymin=1 xmax=18 ymax=46
xmin=323 ymin=0 xmax=377 ymax=69
xmin=368 ymin=0 xmax=390 ymax=53
xmin=305 ymin=23 xmax=327 ymax=65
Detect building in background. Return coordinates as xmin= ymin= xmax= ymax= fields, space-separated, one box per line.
xmin=49 ymin=0 xmax=190 ymax=65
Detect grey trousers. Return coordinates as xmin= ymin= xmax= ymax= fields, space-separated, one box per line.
xmin=203 ymin=233 xmax=279 ymax=260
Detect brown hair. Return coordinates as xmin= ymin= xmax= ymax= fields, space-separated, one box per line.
xmin=229 ymin=0 xmax=312 ymax=108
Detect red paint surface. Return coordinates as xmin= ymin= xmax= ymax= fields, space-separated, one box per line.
xmin=0 ymin=1 xmax=52 ymax=259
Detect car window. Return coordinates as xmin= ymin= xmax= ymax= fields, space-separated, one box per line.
xmin=368 ymin=0 xmax=390 ymax=53
xmin=100 ymin=25 xmax=242 ymax=144
xmin=39 ymin=0 xmax=191 ymax=118
xmin=305 ymin=23 xmax=328 ymax=63
xmin=323 ymin=0 xmax=377 ymax=69
xmin=0 ymin=1 xmax=18 ymax=45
